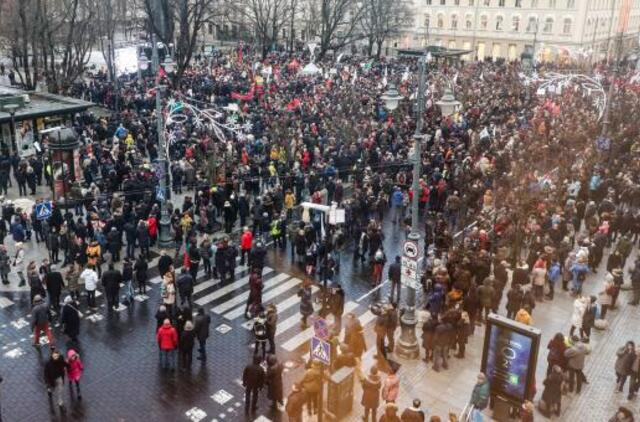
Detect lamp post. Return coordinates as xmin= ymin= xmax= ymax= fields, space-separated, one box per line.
xmin=385 ymin=54 xmax=429 ymax=360
xmin=138 ymin=51 xmax=149 ymax=82
xmin=152 ymin=35 xmax=174 ymax=249
xmin=383 ymin=54 xmax=462 ymax=360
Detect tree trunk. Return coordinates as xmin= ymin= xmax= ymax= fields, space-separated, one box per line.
xmin=375 ymin=40 xmax=383 ymax=58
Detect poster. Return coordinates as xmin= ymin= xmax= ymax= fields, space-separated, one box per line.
xmin=481 ymin=314 xmax=541 ymax=404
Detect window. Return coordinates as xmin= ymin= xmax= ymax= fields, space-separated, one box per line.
xmin=440 ymin=0 xmax=446 ymax=4
xmin=531 ymin=0 xmax=538 ymax=6
xmin=499 ymin=0 xmax=505 ymax=5
xmin=469 ymin=0 xmax=474 ymax=5
xmin=527 ymin=16 xmax=538 ymax=32
xmin=512 ymin=16 xmax=520 ymax=31
xmin=466 ymin=15 xmax=473 ymax=29
xmin=426 ymin=0 xmax=432 ymax=4
xmin=424 ymin=14 xmax=431 ymax=28
xmin=515 ymin=0 xmax=522 ymax=6
xmin=483 ymin=0 xmax=490 ymax=5
xmin=481 ymin=15 xmax=488 ymax=29
xmin=437 ymin=14 xmax=444 ymax=29
xmin=496 ymin=15 xmax=504 ymax=30
xmin=563 ymin=17 xmax=572 ymax=34
xmin=543 ymin=17 xmax=553 ymax=32
xmin=548 ymin=0 xmax=556 ymax=7
xmin=451 ymin=14 xmax=459 ymax=29
xmin=567 ymin=0 xmax=575 ymax=7
xmin=454 ymin=0 xmax=460 ymax=4
xmin=208 ymin=22 xmax=213 ymax=34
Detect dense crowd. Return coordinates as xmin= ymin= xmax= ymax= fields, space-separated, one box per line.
xmin=1 ymin=43 xmax=640 ymax=421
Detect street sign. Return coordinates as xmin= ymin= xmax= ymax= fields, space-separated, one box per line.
xmin=155 ymin=186 xmax=165 ymax=201
xmin=401 ymin=256 xmax=417 ymax=271
xmin=401 ymin=273 xmax=421 ymax=290
xmin=313 ymin=318 xmax=329 ymax=340
xmin=310 ymin=336 xmax=331 ymax=365
xmin=35 ymin=202 xmax=52 ymax=221
xmin=403 ymin=240 xmax=419 ymax=259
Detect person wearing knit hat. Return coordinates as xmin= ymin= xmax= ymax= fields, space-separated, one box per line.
xmin=31 ymin=294 xmax=54 ymax=347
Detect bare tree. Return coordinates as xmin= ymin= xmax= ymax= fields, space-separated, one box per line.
xmin=0 ymin=0 xmax=96 ymax=93
xmin=360 ymin=0 xmax=412 ymax=58
xmin=316 ymin=0 xmax=366 ymax=60
xmin=227 ymin=0 xmax=292 ymax=58
xmin=143 ymin=0 xmax=219 ymax=83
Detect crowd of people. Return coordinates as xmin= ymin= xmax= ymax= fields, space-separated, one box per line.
xmin=0 ymin=39 xmax=639 ymax=421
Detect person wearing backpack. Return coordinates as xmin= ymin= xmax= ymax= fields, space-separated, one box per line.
xmin=372 ymin=247 xmax=387 ymax=286
xmin=252 ymin=312 xmax=268 ymax=361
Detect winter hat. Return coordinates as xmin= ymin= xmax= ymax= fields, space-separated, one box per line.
xmin=63 ymin=296 xmax=73 ymax=305
xmin=33 ymin=295 xmax=43 ymax=303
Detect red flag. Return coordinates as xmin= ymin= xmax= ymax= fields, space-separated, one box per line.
xmin=156 ymin=65 xmax=167 ymax=83
xmin=286 ymin=98 xmax=301 ymax=111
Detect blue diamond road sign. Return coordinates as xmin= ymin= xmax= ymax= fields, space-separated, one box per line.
xmin=310 ymin=336 xmax=331 ymax=365
xmin=35 ymin=202 xmax=52 ymax=221
xmin=156 ymin=186 xmax=165 ymax=201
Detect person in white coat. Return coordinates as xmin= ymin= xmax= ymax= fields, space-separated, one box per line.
xmin=13 ymin=242 xmax=26 ymax=286
xmin=80 ymin=267 xmax=98 ymax=310
xmin=569 ymin=295 xmax=588 ymax=339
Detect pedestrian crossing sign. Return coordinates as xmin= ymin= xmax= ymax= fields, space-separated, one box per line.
xmin=310 ymin=336 xmax=331 ymax=365
xmin=155 ymin=186 xmax=165 ymax=201
xmin=35 ymin=201 xmax=52 ymax=220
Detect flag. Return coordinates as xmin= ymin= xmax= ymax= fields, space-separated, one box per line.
xmin=382 ymin=66 xmax=388 ymax=88
xmin=156 ymin=65 xmax=167 ymax=83
xmin=401 ymin=66 xmax=409 ymax=82
xmin=286 ymin=98 xmax=301 ymax=111
xmin=351 ymin=69 xmax=358 ymax=86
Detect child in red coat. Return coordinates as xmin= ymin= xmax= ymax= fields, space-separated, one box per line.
xmin=66 ymin=349 xmax=84 ymax=400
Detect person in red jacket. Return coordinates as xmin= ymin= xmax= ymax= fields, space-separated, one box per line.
xmin=157 ymin=319 xmax=178 ymax=370
xmin=240 ymin=228 xmax=253 ymax=266
xmin=147 ymin=215 xmax=158 ymax=246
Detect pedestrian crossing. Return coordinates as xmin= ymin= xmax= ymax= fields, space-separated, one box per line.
xmin=281 ymin=301 xmax=359 ymax=352
xmin=221 ymin=276 xmax=301 ymax=320
xmin=194 ymin=268 xmax=274 ymax=306
xmin=211 ymin=272 xmax=290 ymax=316
xmin=181 ymin=264 xmax=382 ymax=356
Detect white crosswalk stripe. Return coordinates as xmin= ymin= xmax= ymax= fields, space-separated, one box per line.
xmin=193 ymin=280 xmax=220 ymax=295
xmin=242 ymin=284 xmax=319 ymax=331
xmin=281 ymin=301 xmax=359 ymax=351
xmin=211 ymin=272 xmax=290 ymax=316
xmin=194 ymin=267 xmax=274 ymax=306
xmin=150 ymin=262 xmax=248 ymax=285
xmin=222 ymin=277 xmax=301 ymax=320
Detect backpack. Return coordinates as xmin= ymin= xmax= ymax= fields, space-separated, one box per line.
xmin=253 ymin=320 xmax=267 ymax=339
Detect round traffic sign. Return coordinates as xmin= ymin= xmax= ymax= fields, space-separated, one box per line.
xmin=403 ymin=240 xmax=419 ymax=258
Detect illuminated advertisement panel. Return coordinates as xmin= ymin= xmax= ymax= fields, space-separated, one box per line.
xmin=481 ymin=314 xmax=541 ymax=404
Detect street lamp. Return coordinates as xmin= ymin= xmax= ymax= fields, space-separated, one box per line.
xmin=163 ymin=57 xmax=176 ymax=73
xmin=435 ymin=88 xmax=462 ymax=116
xmin=381 ymin=85 xmax=403 ymax=111
xmin=152 ymin=34 xmax=174 ymax=249
xmin=138 ymin=52 xmax=149 ymax=82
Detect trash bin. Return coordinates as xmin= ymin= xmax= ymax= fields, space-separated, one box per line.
xmin=325 ymin=366 xmax=354 ymax=420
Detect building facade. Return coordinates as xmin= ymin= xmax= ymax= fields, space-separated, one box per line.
xmin=394 ymin=0 xmax=640 ymax=61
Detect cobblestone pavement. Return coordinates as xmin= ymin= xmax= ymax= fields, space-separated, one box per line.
xmin=1 ymin=180 xmax=639 ymax=421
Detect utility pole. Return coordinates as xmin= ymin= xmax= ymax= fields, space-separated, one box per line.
xmin=396 ymin=53 xmax=427 ymax=360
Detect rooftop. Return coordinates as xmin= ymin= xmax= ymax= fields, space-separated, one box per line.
xmin=0 ymin=85 xmax=93 ymax=124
